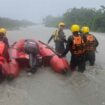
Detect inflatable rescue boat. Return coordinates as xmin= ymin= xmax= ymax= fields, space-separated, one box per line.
xmin=11 ymin=39 xmax=42 ymax=75
xmin=38 ymin=41 xmax=69 ymax=73
xmin=0 ymin=41 xmax=20 ymax=80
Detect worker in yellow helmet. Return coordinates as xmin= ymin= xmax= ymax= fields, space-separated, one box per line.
xmin=0 ymin=28 xmax=9 ymax=47
xmin=0 ymin=28 xmax=10 ymax=62
xmin=81 ymin=26 xmax=99 ymax=66
xmin=60 ymin=24 xmax=86 ymax=73
xmin=47 ymin=22 xmax=67 ymax=54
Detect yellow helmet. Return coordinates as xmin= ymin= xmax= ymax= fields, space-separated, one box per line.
xmin=0 ymin=28 xmax=7 ymax=34
xmin=71 ymin=24 xmax=80 ymax=32
xmin=81 ymin=26 xmax=90 ymax=34
xmin=58 ymin=22 xmax=65 ymax=27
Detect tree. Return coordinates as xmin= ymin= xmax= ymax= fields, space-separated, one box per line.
xmin=43 ymin=6 xmax=105 ymax=32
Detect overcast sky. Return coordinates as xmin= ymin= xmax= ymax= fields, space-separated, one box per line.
xmin=0 ymin=0 xmax=105 ymax=22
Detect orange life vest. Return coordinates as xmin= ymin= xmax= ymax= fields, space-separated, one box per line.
xmin=71 ymin=35 xmax=85 ymax=55
xmin=0 ymin=41 xmax=5 ymax=56
xmin=86 ymin=35 xmax=96 ymax=51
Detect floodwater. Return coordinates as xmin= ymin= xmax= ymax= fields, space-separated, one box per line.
xmin=0 ymin=25 xmax=105 ymax=105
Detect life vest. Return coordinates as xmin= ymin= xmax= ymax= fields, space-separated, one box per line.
xmin=71 ymin=35 xmax=85 ymax=55
xmin=53 ymin=30 xmax=63 ymax=41
xmin=0 ymin=41 xmax=5 ymax=56
xmin=86 ymin=35 xmax=96 ymax=51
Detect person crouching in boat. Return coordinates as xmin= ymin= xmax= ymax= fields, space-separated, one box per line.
xmin=24 ymin=39 xmax=40 ymax=75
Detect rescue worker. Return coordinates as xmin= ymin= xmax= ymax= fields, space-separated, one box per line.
xmin=0 ymin=28 xmax=9 ymax=47
xmin=60 ymin=24 xmax=86 ymax=73
xmin=47 ymin=22 xmax=67 ymax=54
xmin=81 ymin=26 xmax=99 ymax=66
xmin=24 ymin=39 xmax=39 ymax=74
xmin=0 ymin=28 xmax=10 ymax=62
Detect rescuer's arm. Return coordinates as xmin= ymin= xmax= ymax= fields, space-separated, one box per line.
xmin=47 ymin=35 xmax=54 ymax=44
xmin=95 ymin=37 xmax=99 ymax=47
xmin=61 ymin=36 xmax=72 ymax=57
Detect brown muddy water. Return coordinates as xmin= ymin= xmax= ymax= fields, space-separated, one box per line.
xmin=0 ymin=25 xmax=105 ymax=105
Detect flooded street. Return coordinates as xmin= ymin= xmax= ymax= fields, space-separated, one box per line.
xmin=0 ymin=25 xmax=105 ymax=105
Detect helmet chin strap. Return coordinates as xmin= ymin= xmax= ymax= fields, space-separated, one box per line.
xmin=73 ymin=32 xmax=79 ymax=36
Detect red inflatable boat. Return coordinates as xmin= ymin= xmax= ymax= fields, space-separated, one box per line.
xmin=10 ymin=39 xmax=69 ymax=76
xmin=38 ymin=41 xmax=69 ymax=73
xmin=11 ymin=39 xmax=42 ymax=75
xmin=37 ymin=41 xmax=54 ymax=66
xmin=11 ymin=40 xmax=30 ymax=68
xmin=0 ymin=57 xmax=10 ymax=80
xmin=0 ymin=41 xmax=19 ymax=80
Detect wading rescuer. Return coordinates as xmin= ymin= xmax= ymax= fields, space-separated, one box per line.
xmin=47 ymin=22 xmax=67 ymax=54
xmin=0 ymin=28 xmax=10 ymax=62
xmin=60 ymin=24 xmax=86 ymax=73
xmin=81 ymin=26 xmax=99 ymax=66
xmin=0 ymin=28 xmax=9 ymax=47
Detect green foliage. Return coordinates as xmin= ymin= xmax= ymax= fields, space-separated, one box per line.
xmin=0 ymin=17 xmax=35 ymax=30
xmin=43 ymin=6 xmax=105 ymax=32
xmin=43 ymin=15 xmax=63 ymax=27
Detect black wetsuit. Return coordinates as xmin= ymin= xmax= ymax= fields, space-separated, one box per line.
xmin=48 ymin=29 xmax=66 ymax=54
xmin=84 ymin=34 xmax=99 ymax=65
xmin=62 ymin=33 xmax=86 ymax=73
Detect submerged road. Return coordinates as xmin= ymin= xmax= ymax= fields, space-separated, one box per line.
xmin=0 ymin=25 xmax=105 ymax=105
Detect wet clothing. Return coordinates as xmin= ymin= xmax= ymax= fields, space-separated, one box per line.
xmin=3 ymin=45 xmax=10 ymax=62
xmin=0 ymin=41 xmax=10 ymax=62
xmin=62 ymin=33 xmax=86 ymax=72
xmin=48 ymin=29 xmax=66 ymax=54
xmin=62 ymin=34 xmax=85 ymax=56
xmin=0 ymin=36 xmax=9 ymax=48
xmin=24 ymin=39 xmax=39 ymax=55
xmin=55 ymin=41 xmax=65 ymax=54
xmin=24 ymin=39 xmax=39 ymax=73
xmin=85 ymin=51 xmax=95 ymax=66
xmin=0 ymin=36 xmax=10 ymax=63
xmin=83 ymin=34 xmax=99 ymax=65
xmin=71 ymin=55 xmax=86 ymax=72
xmin=84 ymin=34 xmax=99 ymax=51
